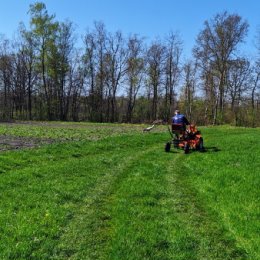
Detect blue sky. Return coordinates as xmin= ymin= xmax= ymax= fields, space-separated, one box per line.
xmin=0 ymin=0 xmax=259 ymax=59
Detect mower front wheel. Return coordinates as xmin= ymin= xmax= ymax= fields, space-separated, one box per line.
xmin=165 ymin=142 xmax=171 ymax=152
xmin=198 ymin=137 xmax=205 ymax=152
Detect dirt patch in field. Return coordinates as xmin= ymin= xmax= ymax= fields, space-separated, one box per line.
xmin=0 ymin=135 xmax=54 ymax=151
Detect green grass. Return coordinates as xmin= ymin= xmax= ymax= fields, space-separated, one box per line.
xmin=0 ymin=123 xmax=259 ymax=259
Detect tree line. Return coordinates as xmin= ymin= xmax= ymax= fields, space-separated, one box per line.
xmin=0 ymin=2 xmax=259 ymax=126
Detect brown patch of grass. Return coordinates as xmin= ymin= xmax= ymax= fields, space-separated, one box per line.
xmin=0 ymin=135 xmax=54 ymax=151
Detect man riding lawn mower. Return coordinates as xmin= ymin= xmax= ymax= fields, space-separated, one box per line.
xmin=165 ymin=110 xmax=204 ymax=154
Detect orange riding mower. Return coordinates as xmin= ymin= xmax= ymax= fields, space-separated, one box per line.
xmin=165 ymin=124 xmax=205 ymax=154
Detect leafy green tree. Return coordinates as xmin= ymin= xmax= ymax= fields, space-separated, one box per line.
xmin=29 ymin=2 xmax=59 ymax=120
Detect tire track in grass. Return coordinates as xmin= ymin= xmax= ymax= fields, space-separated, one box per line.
xmin=97 ymin=142 xmax=248 ymax=260
xmin=105 ymin=145 xmax=183 ymax=260
xmin=51 ymin=134 xmax=163 ymax=260
xmin=102 ymin=146 xmax=222 ymax=260
xmin=164 ymin=155 xmax=248 ymax=260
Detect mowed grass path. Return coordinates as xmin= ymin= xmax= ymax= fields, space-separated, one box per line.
xmin=0 ymin=123 xmax=259 ymax=259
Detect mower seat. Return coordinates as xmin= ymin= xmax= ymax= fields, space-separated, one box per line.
xmin=171 ymin=124 xmax=186 ymax=140
xmin=171 ymin=123 xmax=185 ymax=133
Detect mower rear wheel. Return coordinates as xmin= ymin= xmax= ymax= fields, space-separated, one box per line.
xmin=165 ymin=142 xmax=171 ymax=152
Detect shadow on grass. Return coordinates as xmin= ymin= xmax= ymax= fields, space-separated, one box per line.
xmin=165 ymin=147 xmax=221 ymax=154
xmin=204 ymin=146 xmax=221 ymax=153
xmin=166 ymin=150 xmax=179 ymax=153
xmin=165 ymin=146 xmax=221 ymax=155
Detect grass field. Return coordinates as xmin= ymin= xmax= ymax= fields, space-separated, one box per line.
xmin=0 ymin=122 xmax=259 ymax=260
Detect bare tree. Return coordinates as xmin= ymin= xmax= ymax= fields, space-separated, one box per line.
xmin=104 ymin=31 xmax=127 ymax=122
xmin=183 ymin=61 xmax=197 ymax=122
xmin=200 ymin=65 xmax=219 ymax=125
xmin=164 ymin=32 xmax=182 ymax=120
xmin=0 ymin=37 xmax=14 ymax=120
xmin=226 ymin=58 xmax=251 ymax=125
xmin=249 ymin=61 xmax=260 ymax=126
xmin=84 ymin=30 xmax=97 ymax=121
xmin=55 ymin=20 xmax=75 ymax=120
xmin=12 ymin=44 xmax=27 ymax=119
xmin=83 ymin=22 xmax=110 ymax=122
xmin=193 ymin=11 xmax=248 ymax=124
xmin=125 ymin=35 xmax=145 ymax=122
xmin=146 ymin=41 xmax=165 ymax=120
xmin=94 ymin=22 xmax=107 ymax=122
